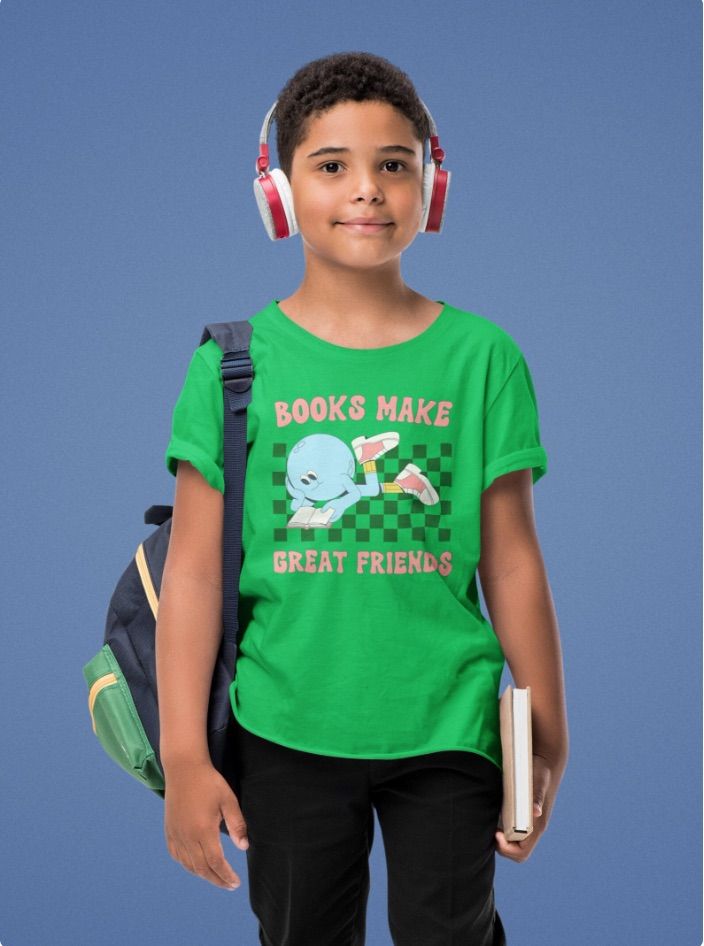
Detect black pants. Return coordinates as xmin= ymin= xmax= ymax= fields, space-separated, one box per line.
xmin=231 ymin=717 xmax=508 ymax=946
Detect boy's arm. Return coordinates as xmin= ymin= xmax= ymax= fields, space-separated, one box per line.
xmin=477 ymin=468 xmax=569 ymax=769
xmin=155 ymin=460 xmax=224 ymax=771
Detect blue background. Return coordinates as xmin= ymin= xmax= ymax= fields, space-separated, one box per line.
xmin=1 ymin=1 xmax=700 ymax=944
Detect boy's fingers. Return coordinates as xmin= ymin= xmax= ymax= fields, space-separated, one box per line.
xmin=495 ymin=829 xmax=515 ymax=847
xmin=495 ymin=830 xmax=524 ymax=859
xmin=200 ymin=840 xmax=241 ymax=889
xmin=223 ymin=799 xmax=249 ymax=850
xmin=188 ymin=842 xmax=225 ymax=889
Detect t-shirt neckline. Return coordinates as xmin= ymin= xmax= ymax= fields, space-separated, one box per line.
xmin=267 ymin=298 xmax=451 ymax=359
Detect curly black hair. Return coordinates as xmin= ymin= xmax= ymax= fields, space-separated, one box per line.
xmin=273 ymin=51 xmax=432 ymax=181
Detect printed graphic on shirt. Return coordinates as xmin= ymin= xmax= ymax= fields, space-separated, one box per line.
xmin=269 ymin=389 xmax=456 ymax=576
xmin=285 ymin=431 xmax=440 ymax=528
xmin=270 ymin=436 xmax=453 ymax=576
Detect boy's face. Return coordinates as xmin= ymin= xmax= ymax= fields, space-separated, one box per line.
xmin=288 ymin=100 xmax=425 ymax=269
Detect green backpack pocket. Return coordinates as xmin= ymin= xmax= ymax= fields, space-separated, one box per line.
xmin=83 ymin=644 xmax=165 ymax=794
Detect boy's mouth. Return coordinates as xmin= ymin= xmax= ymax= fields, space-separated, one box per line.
xmin=337 ymin=220 xmax=393 ymax=232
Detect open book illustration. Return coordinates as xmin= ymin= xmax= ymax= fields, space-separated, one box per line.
xmin=287 ymin=505 xmax=335 ymax=529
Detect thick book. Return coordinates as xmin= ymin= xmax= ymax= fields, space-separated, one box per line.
xmin=499 ymin=685 xmax=534 ymax=841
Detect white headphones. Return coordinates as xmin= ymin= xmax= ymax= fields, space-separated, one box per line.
xmin=253 ymin=97 xmax=451 ymax=241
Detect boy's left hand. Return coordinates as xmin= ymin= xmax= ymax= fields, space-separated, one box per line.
xmin=494 ymin=753 xmax=564 ymax=862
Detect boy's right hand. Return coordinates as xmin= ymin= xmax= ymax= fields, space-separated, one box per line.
xmin=163 ymin=760 xmax=249 ymax=891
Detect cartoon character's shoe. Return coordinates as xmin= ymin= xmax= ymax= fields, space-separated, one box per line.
xmin=394 ymin=463 xmax=439 ymax=505
xmin=351 ymin=432 xmax=399 ymax=464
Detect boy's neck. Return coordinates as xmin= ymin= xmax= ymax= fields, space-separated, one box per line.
xmin=279 ymin=257 xmax=438 ymax=340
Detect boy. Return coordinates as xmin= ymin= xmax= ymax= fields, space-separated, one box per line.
xmin=156 ymin=51 xmax=569 ymax=946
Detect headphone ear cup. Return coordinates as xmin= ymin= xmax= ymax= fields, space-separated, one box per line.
xmin=252 ymin=167 xmax=299 ymax=240
xmin=419 ymin=163 xmax=435 ymax=232
xmin=419 ymin=162 xmax=451 ymax=233
xmin=253 ymin=174 xmax=278 ymax=240
xmin=269 ymin=167 xmax=298 ymax=238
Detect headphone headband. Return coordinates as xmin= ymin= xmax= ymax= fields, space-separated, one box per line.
xmin=257 ymin=97 xmax=442 ymax=175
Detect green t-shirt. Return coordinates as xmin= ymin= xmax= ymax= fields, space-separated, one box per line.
xmin=165 ymin=298 xmax=548 ymax=770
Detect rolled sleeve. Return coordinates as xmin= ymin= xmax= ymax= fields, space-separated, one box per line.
xmin=482 ymin=352 xmax=548 ymax=492
xmin=164 ymin=345 xmax=224 ymax=493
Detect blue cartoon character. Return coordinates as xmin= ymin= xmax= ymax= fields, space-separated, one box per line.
xmin=285 ymin=432 xmax=439 ymax=527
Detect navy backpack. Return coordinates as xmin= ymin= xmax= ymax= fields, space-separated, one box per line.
xmin=82 ymin=320 xmax=253 ymax=837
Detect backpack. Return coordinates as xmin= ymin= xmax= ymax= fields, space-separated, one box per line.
xmin=82 ymin=319 xmax=253 ymax=837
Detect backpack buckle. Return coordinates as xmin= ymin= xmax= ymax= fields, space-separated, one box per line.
xmin=220 ymin=351 xmax=253 ymax=393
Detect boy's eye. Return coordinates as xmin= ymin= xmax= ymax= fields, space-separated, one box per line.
xmin=318 ymin=160 xmax=406 ymax=174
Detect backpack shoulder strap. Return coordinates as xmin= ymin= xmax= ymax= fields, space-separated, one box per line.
xmin=199 ymin=319 xmax=254 ymax=653
xmin=200 ymin=320 xmax=253 ymax=353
